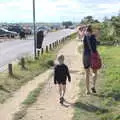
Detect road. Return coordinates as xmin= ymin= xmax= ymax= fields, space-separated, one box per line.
xmin=0 ymin=29 xmax=75 ymax=70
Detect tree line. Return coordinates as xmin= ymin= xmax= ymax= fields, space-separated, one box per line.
xmin=80 ymin=13 xmax=120 ymax=45
xmin=62 ymin=12 xmax=120 ymax=45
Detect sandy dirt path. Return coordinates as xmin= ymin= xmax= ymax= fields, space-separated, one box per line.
xmin=21 ymin=40 xmax=83 ymax=120
xmin=0 ymin=70 xmax=53 ymax=120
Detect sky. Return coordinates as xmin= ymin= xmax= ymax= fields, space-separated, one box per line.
xmin=0 ymin=0 xmax=120 ymax=23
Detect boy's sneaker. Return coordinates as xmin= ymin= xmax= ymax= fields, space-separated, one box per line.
xmin=86 ymin=91 xmax=91 ymax=95
xmin=91 ymin=87 xmax=97 ymax=93
xmin=60 ymin=97 xmax=64 ymax=104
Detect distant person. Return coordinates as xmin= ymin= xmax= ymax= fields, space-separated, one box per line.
xmin=19 ymin=30 xmax=26 ymax=40
xmin=54 ymin=55 xmax=71 ymax=104
xmin=37 ymin=30 xmax=44 ymax=49
xmin=82 ymin=25 xmax=100 ymax=95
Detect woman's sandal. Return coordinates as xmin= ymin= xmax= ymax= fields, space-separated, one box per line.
xmin=91 ymin=87 xmax=97 ymax=93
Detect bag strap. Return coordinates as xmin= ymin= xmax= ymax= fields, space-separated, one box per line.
xmin=86 ymin=35 xmax=93 ymax=53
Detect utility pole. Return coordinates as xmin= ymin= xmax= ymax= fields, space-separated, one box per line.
xmin=33 ymin=0 xmax=37 ymax=58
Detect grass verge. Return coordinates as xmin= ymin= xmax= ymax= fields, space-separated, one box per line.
xmin=73 ymin=45 xmax=120 ymax=120
xmin=13 ymin=83 xmax=46 ymax=120
xmin=22 ymin=83 xmax=44 ymax=105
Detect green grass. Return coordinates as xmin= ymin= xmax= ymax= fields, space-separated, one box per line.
xmin=0 ymin=52 xmax=56 ymax=103
xmin=99 ymin=46 xmax=120 ymax=100
xmin=0 ymin=33 xmax=77 ymax=104
xmin=73 ymin=45 xmax=120 ymax=120
xmin=22 ymin=83 xmax=44 ymax=105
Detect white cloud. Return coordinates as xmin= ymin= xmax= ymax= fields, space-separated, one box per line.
xmin=0 ymin=0 xmax=120 ymax=22
xmin=97 ymin=2 xmax=120 ymax=13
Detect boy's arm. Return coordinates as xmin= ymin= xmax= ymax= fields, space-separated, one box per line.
xmin=66 ymin=66 xmax=71 ymax=82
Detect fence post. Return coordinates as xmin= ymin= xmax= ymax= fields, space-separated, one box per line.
xmin=37 ymin=50 xmax=40 ymax=57
xmin=54 ymin=41 xmax=56 ymax=47
xmin=8 ymin=64 xmax=13 ymax=76
xmin=57 ymin=40 xmax=59 ymax=46
xmin=55 ymin=41 xmax=57 ymax=47
xmin=59 ymin=40 xmax=61 ymax=44
xmin=41 ymin=48 xmax=44 ymax=55
xmin=52 ymin=43 xmax=55 ymax=48
xmin=21 ymin=57 xmax=25 ymax=69
xmin=62 ymin=38 xmax=65 ymax=43
xmin=49 ymin=44 xmax=52 ymax=50
xmin=46 ymin=46 xmax=49 ymax=53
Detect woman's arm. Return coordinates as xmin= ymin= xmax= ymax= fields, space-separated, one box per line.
xmin=91 ymin=35 xmax=97 ymax=52
xmin=66 ymin=66 xmax=71 ymax=82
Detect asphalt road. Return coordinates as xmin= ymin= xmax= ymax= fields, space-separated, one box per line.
xmin=0 ymin=29 xmax=75 ymax=70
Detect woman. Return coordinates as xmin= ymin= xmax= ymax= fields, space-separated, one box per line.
xmin=83 ymin=25 xmax=98 ymax=95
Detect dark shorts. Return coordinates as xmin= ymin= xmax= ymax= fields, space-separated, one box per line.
xmin=57 ymin=80 xmax=66 ymax=85
xmin=83 ymin=54 xmax=91 ymax=69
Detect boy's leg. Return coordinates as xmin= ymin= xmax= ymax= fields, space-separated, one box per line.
xmin=58 ymin=84 xmax=62 ymax=97
xmin=62 ymin=84 xmax=66 ymax=98
xmin=59 ymin=84 xmax=64 ymax=104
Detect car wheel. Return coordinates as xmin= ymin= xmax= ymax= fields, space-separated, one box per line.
xmin=7 ymin=35 xmax=10 ymax=38
xmin=11 ymin=35 xmax=15 ymax=38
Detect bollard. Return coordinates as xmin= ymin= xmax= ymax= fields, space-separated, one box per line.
xmin=55 ymin=41 xmax=58 ymax=47
xmin=52 ymin=43 xmax=55 ymax=48
xmin=8 ymin=64 xmax=13 ymax=76
xmin=46 ymin=46 xmax=49 ymax=53
xmin=59 ymin=40 xmax=61 ymax=44
xmin=49 ymin=44 xmax=52 ymax=50
xmin=55 ymin=42 xmax=57 ymax=47
xmin=21 ymin=57 xmax=25 ymax=69
xmin=37 ymin=50 xmax=40 ymax=57
xmin=57 ymin=40 xmax=59 ymax=46
xmin=41 ymin=48 xmax=44 ymax=55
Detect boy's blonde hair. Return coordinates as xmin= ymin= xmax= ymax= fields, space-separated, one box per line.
xmin=58 ymin=55 xmax=64 ymax=61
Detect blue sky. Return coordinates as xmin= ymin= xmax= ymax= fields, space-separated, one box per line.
xmin=0 ymin=0 xmax=120 ymax=23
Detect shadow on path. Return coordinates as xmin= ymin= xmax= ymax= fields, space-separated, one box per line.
xmin=73 ymin=102 xmax=108 ymax=113
xmin=61 ymin=99 xmax=108 ymax=114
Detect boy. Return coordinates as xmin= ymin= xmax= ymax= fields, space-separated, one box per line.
xmin=54 ymin=55 xmax=71 ymax=104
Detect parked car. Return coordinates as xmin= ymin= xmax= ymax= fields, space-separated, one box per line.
xmin=8 ymin=25 xmax=24 ymax=34
xmin=0 ymin=28 xmax=18 ymax=38
xmin=37 ymin=26 xmax=50 ymax=36
xmin=69 ymin=25 xmax=75 ymax=29
xmin=50 ymin=24 xmax=61 ymax=30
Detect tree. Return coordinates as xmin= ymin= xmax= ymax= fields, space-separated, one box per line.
xmin=62 ymin=21 xmax=73 ymax=28
xmin=81 ymin=16 xmax=100 ymax=24
xmin=100 ymin=15 xmax=120 ymax=45
xmin=94 ymin=20 xmax=100 ymax=23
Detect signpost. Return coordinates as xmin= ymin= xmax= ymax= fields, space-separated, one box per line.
xmin=33 ymin=0 xmax=37 ymax=58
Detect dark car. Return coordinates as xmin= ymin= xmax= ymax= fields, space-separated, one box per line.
xmin=37 ymin=26 xmax=50 ymax=36
xmin=0 ymin=28 xmax=18 ymax=38
xmin=8 ymin=25 xmax=24 ymax=34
